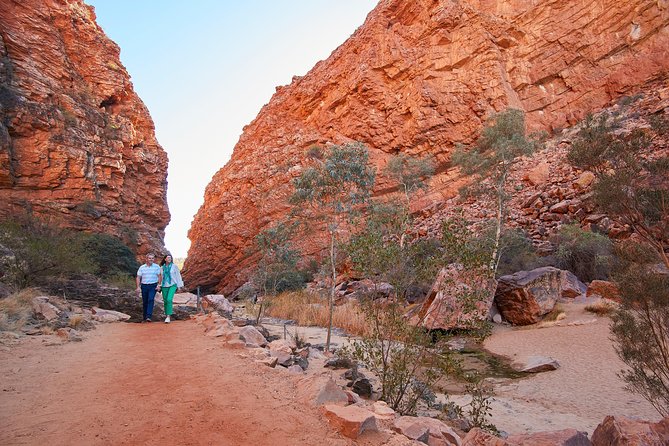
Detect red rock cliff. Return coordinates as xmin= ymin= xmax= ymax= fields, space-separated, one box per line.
xmin=185 ymin=0 xmax=669 ymax=293
xmin=0 ymin=0 xmax=169 ymax=255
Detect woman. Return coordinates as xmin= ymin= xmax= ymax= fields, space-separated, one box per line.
xmin=159 ymin=254 xmax=184 ymax=323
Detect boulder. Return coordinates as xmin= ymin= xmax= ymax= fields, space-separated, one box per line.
xmin=508 ymin=429 xmax=591 ymax=445
xmin=255 ymin=357 xmax=278 ymax=368
xmin=172 ymin=292 xmax=197 ymax=306
xmin=286 ymin=365 xmax=304 ymax=374
xmin=352 ymin=378 xmax=373 ymax=398
xmin=238 ymin=325 xmax=268 ymax=347
xmin=591 ymin=415 xmax=669 ymax=446
xmin=31 ymin=297 xmax=61 ymax=321
xmin=323 ymin=404 xmax=378 ymax=439
xmin=371 ymin=401 xmax=396 ymax=420
xmin=202 ymin=294 xmax=234 ymax=313
xmin=325 ymin=356 xmax=355 ymax=369
xmin=573 ymin=171 xmax=596 ymax=189
xmin=268 ymin=339 xmax=294 ymax=366
xmin=462 ymin=428 xmax=511 ymax=445
xmin=586 ymin=281 xmax=621 ymax=301
xmin=413 ymin=265 xmax=491 ymax=330
xmin=315 ymin=378 xmax=349 ymax=406
xmin=525 ymin=162 xmax=550 ymax=186
xmin=494 ymin=267 xmax=563 ymax=325
xmin=514 ymin=356 xmax=560 ymax=373
xmin=393 ymin=416 xmax=462 ymax=446
xmin=560 ymin=271 xmax=586 ymax=299
xmin=91 ymin=307 xmax=131 ymax=323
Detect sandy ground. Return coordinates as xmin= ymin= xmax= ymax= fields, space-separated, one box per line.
xmin=455 ymin=299 xmax=663 ymax=435
xmin=0 ymin=321 xmax=406 ymax=446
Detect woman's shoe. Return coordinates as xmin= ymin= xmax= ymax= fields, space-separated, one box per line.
xmin=164 ymin=316 xmax=171 ymax=323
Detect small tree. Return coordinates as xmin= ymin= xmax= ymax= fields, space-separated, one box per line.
xmin=451 ymin=109 xmax=541 ymax=283
xmin=290 ymin=142 xmax=376 ymax=351
xmin=343 ymin=300 xmax=458 ymax=415
xmin=568 ymin=112 xmax=669 ymax=415
xmin=610 ymin=241 xmax=669 ymax=417
xmin=251 ymin=222 xmax=304 ymax=322
xmin=568 ymin=112 xmax=668 ymax=267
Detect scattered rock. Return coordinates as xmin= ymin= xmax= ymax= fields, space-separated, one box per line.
xmin=202 ymin=294 xmax=233 ymax=313
xmin=371 ymin=401 xmax=396 ymax=420
xmin=462 ymin=428 xmax=511 ymax=445
xmin=238 ymin=325 xmax=268 ymax=347
xmin=591 ymin=415 xmax=669 ymax=446
xmin=287 ymin=365 xmax=304 ymax=374
xmin=573 ymin=171 xmax=596 ymax=189
xmin=31 ymin=297 xmax=61 ymax=321
xmin=586 ymin=280 xmax=621 ymax=301
xmin=255 ymin=357 xmax=278 ymax=368
xmin=514 ymin=356 xmax=560 ymax=373
xmin=560 ymin=270 xmax=586 ymax=299
xmin=325 ymin=356 xmax=355 ymax=369
xmin=508 ymin=429 xmax=591 ymax=445
xmin=323 ymin=404 xmax=378 ymax=439
xmin=90 ymin=308 xmax=131 ymax=323
xmin=393 ymin=416 xmax=462 ymax=446
xmin=315 ymin=378 xmax=349 ymax=406
xmin=352 ymin=378 xmax=373 ymax=398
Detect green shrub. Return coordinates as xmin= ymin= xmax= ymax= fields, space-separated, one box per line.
xmin=497 ymin=229 xmax=540 ymax=276
xmin=82 ymin=233 xmax=139 ymax=279
xmin=552 ymin=225 xmax=614 ymax=282
xmin=0 ymin=215 xmax=94 ymax=289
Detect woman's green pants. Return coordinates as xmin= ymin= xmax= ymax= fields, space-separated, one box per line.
xmin=162 ymin=285 xmax=177 ymax=315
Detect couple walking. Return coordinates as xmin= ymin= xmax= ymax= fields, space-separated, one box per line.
xmin=136 ymin=253 xmax=184 ymax=323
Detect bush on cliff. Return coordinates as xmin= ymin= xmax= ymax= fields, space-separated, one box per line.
xmin=0 ymin=215 xmax=93 ymax=289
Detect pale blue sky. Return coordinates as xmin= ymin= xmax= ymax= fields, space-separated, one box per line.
xmin=87 ymin=1 xmax=378 ymax=257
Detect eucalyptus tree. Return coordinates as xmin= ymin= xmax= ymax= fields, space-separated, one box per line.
xmin=290 ymin=142 xmax=375 ymax=351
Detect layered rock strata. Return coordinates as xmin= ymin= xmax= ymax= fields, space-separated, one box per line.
xmin=0 ymin=0 xmax=169 ymax=254
xmin=186 ymin=0 xmax=669 ymax=293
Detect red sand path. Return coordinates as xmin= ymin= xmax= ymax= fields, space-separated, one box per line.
xmin=0 ymin=321 xmax=380 ymax=446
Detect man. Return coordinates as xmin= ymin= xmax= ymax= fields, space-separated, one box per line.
xmin=136 ymin=253 xmax=162 ymax=322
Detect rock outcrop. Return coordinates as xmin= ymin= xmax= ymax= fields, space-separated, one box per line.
xmin=0 ymin=0 xmax=169 ymax=255
xmin=185 ymin=0 xmax=669 ymax=294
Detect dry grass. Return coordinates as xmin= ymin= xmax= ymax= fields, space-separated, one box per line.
xmin=259 ymin=291 xmax=369 ymax=336
xmin=68 ymin=313 xmax=85 ymax=329
xmin=0 ymin=288 xmax=40 ymax=331
xmin=543 ymin=304 xmax=566 ymax=322
xmin=585 ymin=299 xmax=617 ymax=317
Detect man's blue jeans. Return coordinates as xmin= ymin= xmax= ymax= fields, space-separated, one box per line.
xmin=141 ymin=283 xmax=158 ymax=321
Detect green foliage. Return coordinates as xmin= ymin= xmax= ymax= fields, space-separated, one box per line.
xmin=610 ymin=241 xmax=669 ymax=417
xmin=462 ymin=375 xmax=499 ymax=434
xmin=0 ymin=215 xmax=94 ymax=289
xmin=552 ymin=224 xmax=614 ymax=282
xmin=342 ymin=301 xmax=459 ymax=415
xmin=347 ymin=203 xmax=441 ymax=300
xmin=384 ymin=154 xmax=435 ymax=205
xmin=291 ymin=142 xmax=376 ymax=351
xmin=451 ymin=109 xmax=542 ymax=277
xmin=252 ymin=222 xmax=305 ymax=296
xmin=290 ymin=142 xmax=376 ymax=216
xmin=82 ymin=233 xmax=139 ymax=279
xmin=496 ymin=229 xmax=540 ymax=276
xmin=567 ymin=112 xmax=668 ymax=267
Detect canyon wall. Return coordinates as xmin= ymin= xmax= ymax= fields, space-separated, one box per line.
xmin=185 ymin=0 xmax=669 ymax=293
xmin=0 ymin=0 xmax=169 ymax=255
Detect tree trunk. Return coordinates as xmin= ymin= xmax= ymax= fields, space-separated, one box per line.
xmin=326 ymin=229 xmax=336 ymax=352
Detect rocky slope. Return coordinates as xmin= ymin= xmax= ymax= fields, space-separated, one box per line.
xmin=185 ymin=0 xmax=669 ymax=293
xmin=0 ymin=0 xmax=169 ymax=255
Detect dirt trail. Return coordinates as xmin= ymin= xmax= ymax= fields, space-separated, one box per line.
xmin=0 ymin=321 xmax=376 ymax=446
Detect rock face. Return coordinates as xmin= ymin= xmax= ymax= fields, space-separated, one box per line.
xmin=185 ymin=0 xmax=669 ymax=294
xmin=0 ymin=0 xmax=169 ymax=255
